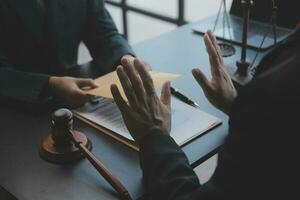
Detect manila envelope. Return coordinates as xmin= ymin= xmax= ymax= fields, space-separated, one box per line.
xmin=84 ymin=71 xmax=180 ymax=100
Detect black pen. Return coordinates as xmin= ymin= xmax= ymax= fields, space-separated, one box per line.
xmin=170 ymin=87 xmax=200 ymax=108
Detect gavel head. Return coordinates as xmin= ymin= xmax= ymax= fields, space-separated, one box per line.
xmin=39 ymin=108 xmax=92 ymax=164
xmin=51 ymin=109 xmax=73 ymax=146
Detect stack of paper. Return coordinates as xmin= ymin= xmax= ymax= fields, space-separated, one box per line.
xmin=73 ymin=97 xmax=222 ymax=151
xmin=74 ymin=70 xmax=222 ymax=151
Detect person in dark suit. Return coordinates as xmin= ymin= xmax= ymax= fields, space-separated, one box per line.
xmin=110 ymin=26 xmax=300 ymax=199
xmin=0 ymin=0 xmax=135 ymax=108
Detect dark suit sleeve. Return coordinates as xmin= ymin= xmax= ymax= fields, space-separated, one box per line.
xmin=83 ymin=0 xmax=135 ymax=73
xmin=0 ymin=49 xmax=51 ymax=106
xmin=139 ymin=132 xmax=222 ymax=200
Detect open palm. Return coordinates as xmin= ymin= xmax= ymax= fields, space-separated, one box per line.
xmin=192 ymin=31 xmax=237 ymax=115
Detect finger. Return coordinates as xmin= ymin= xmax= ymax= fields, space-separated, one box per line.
xmin=160 ymin=81 xmax=171 ymax=109
xmin=204 ymin=34 xmax=220 ymax=66
xmin=121 ymin=55 xmax=134 ymax=66
xmin=134 ymin=59 xmax=156 ymax=96
xmin=192 ymin=68 xmax=214 ymax=93
xmin=207 ymin=30 xmax=224 ymax=65
xmin=122 ymin=58 xmax=147 ymax=105
xmin=76 ymin=78 xmax=98 ymax=89
xmin=110 ymin=84 xmax=130 ymax=113
xmin=204 ymin=34 xmax=221 ymax=77
xmin=116 ymin=66 xmax=139 ymax=110
xmin=209 ymin=56 xmax=221 ymax=78
xmin=69 ymin=89 xmax=93 ymax=107
xmin=144 ymin=62 xmax=152 ymax=71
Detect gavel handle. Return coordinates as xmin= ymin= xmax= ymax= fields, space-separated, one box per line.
xmin=70 ymin=131 xmax=132 ymax=200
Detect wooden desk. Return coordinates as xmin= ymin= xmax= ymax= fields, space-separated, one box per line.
xmin=0 ymin=21 xmax=266 ymax=200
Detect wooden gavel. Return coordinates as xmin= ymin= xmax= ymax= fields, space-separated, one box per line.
xmin=39 ymin=109 xmax=132 ymax=200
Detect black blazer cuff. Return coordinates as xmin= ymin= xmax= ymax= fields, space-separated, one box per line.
xmin=139 ymin=132 xmax=182 ymax=167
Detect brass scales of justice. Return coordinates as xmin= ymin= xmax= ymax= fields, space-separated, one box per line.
xmin=213 ymin=0 xmax=279 ymax=85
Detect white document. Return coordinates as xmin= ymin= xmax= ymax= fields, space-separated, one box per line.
xmin=73 ymin=97 xmax=222 ymax=147
xmin=74 ymin=97 xmax=133 ymax=140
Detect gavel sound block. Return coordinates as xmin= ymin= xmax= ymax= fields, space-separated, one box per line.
xmin=39 ymin=109 xmax=92 ymax=163
xmin=39 ymin=109 xmax=132 ymax=200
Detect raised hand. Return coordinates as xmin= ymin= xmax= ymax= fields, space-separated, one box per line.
xmin=192 ymin=30 xmax=237 ymax=115
xmin=111 ymin=58 xmax=171 ymax=144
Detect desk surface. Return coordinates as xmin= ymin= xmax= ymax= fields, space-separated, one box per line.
xmin=0 ymin=21 xmax=265 ymax=200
